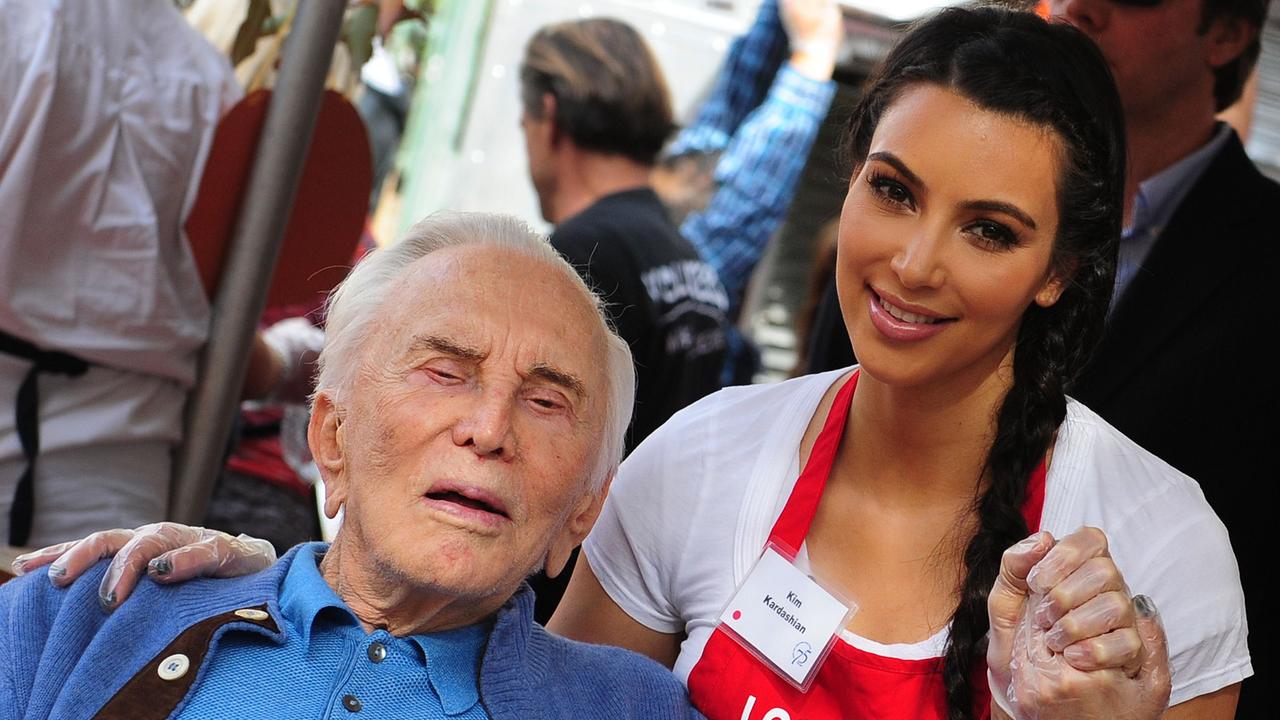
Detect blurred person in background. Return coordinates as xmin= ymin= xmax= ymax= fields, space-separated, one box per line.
xmin=789 ymin=217 xmax=841 ymax=377
xmin=0 ymin=0 xmax=240 ymax=548
xmin=1045 ymin=2 xmax=1277 ymax=714
xmin=204 ymin=312 xmax=328 ymax=554
xmin=656 ymin=0 xmax=843 ymax=385
xmin=356 ymin=1 xmax=429 ymax=210
xmin=517 ymin=16 xmax=729 ymax=621
xmin=519 ymin=18 xmax=729 ymax=456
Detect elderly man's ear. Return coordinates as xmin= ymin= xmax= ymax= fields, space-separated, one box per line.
xmin=544 ymin=474 xmax=613 ymax=578
xmin=309 ymin=392 xmax=349 ymax=519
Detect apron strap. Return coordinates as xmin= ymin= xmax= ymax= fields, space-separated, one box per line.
xmin=768 ymin=370 xmax=859 ymax=551
xmin=766 ymin=369 xmax=1049 ymax=551
xmin=0 ymin=330 xmax=89 ymax=546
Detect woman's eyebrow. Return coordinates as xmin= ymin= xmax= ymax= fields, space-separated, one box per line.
xmin=870 ymin=150 xmax=1038 ymax=231
xmin=868 ymin=151 xmax=925 ymax=190
xmin=961 ymin=199 xmax=1038 ymax=230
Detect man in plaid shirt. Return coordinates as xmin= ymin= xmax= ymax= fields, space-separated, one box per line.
xmin=662 ymin=0 xmax=842 ymax=384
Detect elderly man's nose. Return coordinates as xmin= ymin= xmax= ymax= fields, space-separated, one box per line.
xmin=453 ymin=397 xmax=515 ymax=458
xmin=1049 ymin=0 xmax=1109 ymax=34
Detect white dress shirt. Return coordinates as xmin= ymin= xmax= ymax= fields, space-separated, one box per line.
xmin=0 ymin=0 xmax=241 ymax=386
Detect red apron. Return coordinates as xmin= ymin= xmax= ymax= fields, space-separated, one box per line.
xmin=687 ymin=371 xmax=1046 ymax=720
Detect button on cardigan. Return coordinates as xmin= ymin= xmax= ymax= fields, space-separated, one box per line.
xmin=0 ymin=544 xmax=704 ymax=720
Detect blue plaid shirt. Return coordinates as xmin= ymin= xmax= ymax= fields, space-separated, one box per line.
xmin=670 ymin=0 xmax=837 ymax=315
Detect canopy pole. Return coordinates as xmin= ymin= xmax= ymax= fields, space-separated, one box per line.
xmin=169 ymin=0 xmax=347 ymax=524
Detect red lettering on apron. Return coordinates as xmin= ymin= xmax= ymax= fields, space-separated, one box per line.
xmin=688 ymin=371 xmax=1046 ymax=719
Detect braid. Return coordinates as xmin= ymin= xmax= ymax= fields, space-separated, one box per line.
xmin=941 ymin=308 xmax=1068 ymax=720
xmin=839 ymin=9 xmax=1125 ymax=719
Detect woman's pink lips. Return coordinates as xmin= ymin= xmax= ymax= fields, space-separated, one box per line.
xmin=866 ymin=289 xmax=952 ymax=342
xmin=872 ymin=286 xmax=947 ymax=319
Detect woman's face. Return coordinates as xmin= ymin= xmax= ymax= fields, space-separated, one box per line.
xmin=837 ymin=83 xmax=1068 ymax=391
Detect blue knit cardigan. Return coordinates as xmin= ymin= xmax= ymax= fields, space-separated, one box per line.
xmin=0 ymin=544 xmax=703 ymax=720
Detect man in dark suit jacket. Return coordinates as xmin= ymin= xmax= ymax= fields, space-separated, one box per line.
xmin=1052 ymin=2 xmax=1274 ymax=715
xmin=1074 ymin=126 xmax=1277 ymax=717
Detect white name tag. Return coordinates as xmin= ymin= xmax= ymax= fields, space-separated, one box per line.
xmin=717 ymin=544 xmax=857 ymax=691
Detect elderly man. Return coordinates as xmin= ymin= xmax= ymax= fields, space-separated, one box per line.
xmin=0 ymin=213 xmax=700 ymax=719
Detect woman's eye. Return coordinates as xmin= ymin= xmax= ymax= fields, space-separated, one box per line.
xmin=868 ymin=173 xmax=915 ymax=209
xmin=966 ymin=220 xmax=1019 ymax=250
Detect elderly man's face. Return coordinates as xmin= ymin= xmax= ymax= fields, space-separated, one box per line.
xmin=311 ymin=244 xmax=611 ymax=602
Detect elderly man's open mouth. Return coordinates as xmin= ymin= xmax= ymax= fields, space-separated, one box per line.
xmin=421 ymin=481 xmax=512 ymax=531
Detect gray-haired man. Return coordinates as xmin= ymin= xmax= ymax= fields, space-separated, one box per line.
xmin=1 ymin=213 xmax=700 ymax=720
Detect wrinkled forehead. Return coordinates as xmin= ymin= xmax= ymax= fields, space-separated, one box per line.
xmin=379 ymin=244 xmax=611 ymax=400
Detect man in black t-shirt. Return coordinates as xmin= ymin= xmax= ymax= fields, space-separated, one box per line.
xmin=552 ymin=191 xmax=728 ymax=450
xmin=517 ymin=18 xmax=728 ymax=622
xmin=519 ymin=18 xmax=728 ymax=453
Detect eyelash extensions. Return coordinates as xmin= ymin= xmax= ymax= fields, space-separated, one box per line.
xmin=865 ymin=170 xmax=1023 ymax=251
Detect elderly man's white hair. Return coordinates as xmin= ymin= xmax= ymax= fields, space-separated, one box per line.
xmin=314 ymin=211 xmax=635 ymax=488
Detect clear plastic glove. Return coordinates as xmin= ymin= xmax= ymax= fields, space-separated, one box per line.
xmin=987 ymin=528 xmax=1171 ymax=720
xmin=780 ymin=0 xmax=843 ymax=79
xmin=10 ymin=522 xmax=276 ymax=610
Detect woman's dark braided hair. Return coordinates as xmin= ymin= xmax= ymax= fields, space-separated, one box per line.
xmin=843 ymin=8 xmax=1126 ymax=719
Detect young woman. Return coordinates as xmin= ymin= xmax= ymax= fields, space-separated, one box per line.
xmin=13 ymin=7 xmax=1248 ymax=720
xmin=547 ymin=7 xmax=1247 ymax=720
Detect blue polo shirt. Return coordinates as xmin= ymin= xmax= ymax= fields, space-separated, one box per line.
xmin=179 ymin=544 xmax=491 ymax=719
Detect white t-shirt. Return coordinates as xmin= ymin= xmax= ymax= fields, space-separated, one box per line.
xmin=583 ymin=368 xmax=1252 ymax=707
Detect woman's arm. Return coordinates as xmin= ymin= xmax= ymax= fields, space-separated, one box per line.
xmin=548 ymin=550 xmax=682 ymax=668
xmin=1162 ymin=684 xmax=1238 ymax=719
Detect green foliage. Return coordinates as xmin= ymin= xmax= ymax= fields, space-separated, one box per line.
xmin=342 ymin=3 xmax=379 ymax=71
xmin=230 ymin=0 xmax=274 ymax=67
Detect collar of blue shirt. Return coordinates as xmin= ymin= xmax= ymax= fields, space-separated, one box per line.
xmin=1128 ymin=122 xmax=1234 ymax=240
xmin=279 ymin=543 xmax=491 ymax=714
